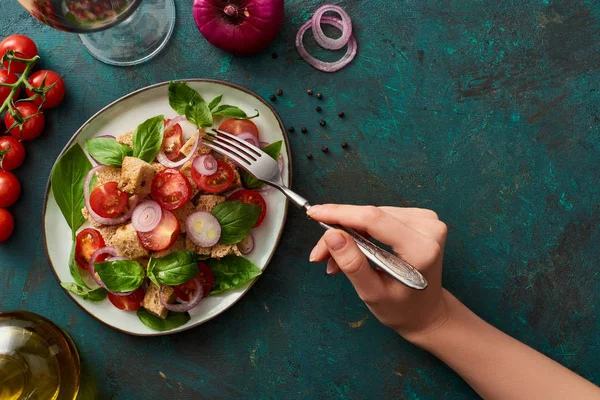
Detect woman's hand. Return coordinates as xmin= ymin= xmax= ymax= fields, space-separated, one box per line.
xmin=308 ymin=204 xmax=450 ymax=339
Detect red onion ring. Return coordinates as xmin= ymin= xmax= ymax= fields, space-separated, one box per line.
xmin=296 ymin=15 xmax=358 ymax=73
xmin=88 ymin=248 xmax=134 ymax=297
xmin=157 ymin=129 xmax=200 ymax=168
xmin=159 ymin=279 xmax=204 ymax=312
xmin=164 ymin=115 xmax=187 ymax=133
xmin=84 ymin=166 xmax=140 ymax=226
xmin=312 ymin=5 xmax=353 ymax=50
xmin=193 ymin=154 xmax=218 ymax=176
xmin=131 ymin=201 xmax=162 ymax=233
xmin=237 ymin=132 xmax=260 ymax=147
xmin=238 ymin=234 xmax=254 ymax=255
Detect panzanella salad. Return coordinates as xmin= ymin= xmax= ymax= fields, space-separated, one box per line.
xmin=51 ymin=82 xmax=283 ymax=331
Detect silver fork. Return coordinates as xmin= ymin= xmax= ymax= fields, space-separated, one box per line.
xmin=205 ymin=129 xmax=428 ymax=290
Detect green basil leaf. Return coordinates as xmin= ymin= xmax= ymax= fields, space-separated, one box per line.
xmin=168 ymin=81 xmax=202 ymax=115
xmin=146 ymin=258 xmax=160 ymax=289
xmin=132 ymin=115 xmax=164 ymax=163
xmin=148 ymin=251 xmax=199 ymax=286
xmin=137 ymin=308 xmax=190 ymax=332
xmin=51 ymin=143 xmax=92 ymax=237
xmin=94 ymin=260 xmax=145 ymax=293
xmin=61 ymin=282 xmax=107 ymax=302
xmin=211 ymin=201 xmax=261 ymax=245
xmin=211 ymin=105 xmax=259 ymax=120
xmin=207 ymin=256 xmax=262 ymax=295
xmin=208 ymin=95 xmax=223 ymax=111
xmin=241 ymin=140 xmax=283 ymax=190
xmin=85 ymin=138 xmax=132 ymax=168
xmin=186 ymin=97 xmax=213 ymax=128
xmin=68 ymin=242 xmax=90 ymax=289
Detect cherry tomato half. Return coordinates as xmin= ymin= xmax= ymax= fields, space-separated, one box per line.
xmin=0 ymin=69 xmax=19 ymax=105
xmin=151 ymin=168 xmax=191 ymax=210
xmin=137 ymin=209 xmax=180 ymax=251
xmin=0 ymin=170 xmax=20 ymax=208
xmin=163 ymin=122 xmax=183 ymax=161
xmin=4 ymin=102 xmax=45 ymax=141
xmin=218 ymin=119 xmax=260 ymax=138
xmin=0 ymin=35 xmax=38 ymax=74
xmin=26 ymin=70 xmax=66 ymax=109
xmin=89 ymin=182 xmax=129 ymax=218
xmin=192 ymin=159 xmax=235 ymax=194
xmin=74 ymin=228 xmax=106 ymax=270
xmin=108 ymin=287 xmax=145 ymax=311
xmin=0 ymin=136 xmax=25 ymax=171
xmin=174 ymin=262 xmax=214 ymax=301
xmin=228 ymin=189 xmax=267 ymax=227
xmin=0 ymin=208 xmax=14 ymax=242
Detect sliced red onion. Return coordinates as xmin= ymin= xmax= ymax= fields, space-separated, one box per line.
xmin=186 ymin=211 xmax=221 ymax=247
xmin=312 ymin=5 xmax=353 ymax=50
xmin=259 ymin=141 xmax=269 ymax=148
xmin=156 ymin=129 xmax=200 ymax=168
xmin=159 ymin=279 xmax=204 ymax=312
xmin=164 ymin=115 xmax=187 ymax=133
xmin=296 ymin=15 xmax=358 ymax=73
xmin=238 ymin=234 xmax=254 ymax=255
xmin=237 ymin=132 xmax=260 ymax=148
xmin=132 ymin=201 xmax=162 ymax=233
xmin=193 ymin=154 xmax=218 ymax=176
xmin=84 ymin=166 xmax=140 ymax=226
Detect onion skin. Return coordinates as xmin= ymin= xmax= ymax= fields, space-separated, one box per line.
xmin=193 ymin=0 xmax=285 ymax=56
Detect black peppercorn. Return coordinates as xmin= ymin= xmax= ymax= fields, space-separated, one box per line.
xmin=307 ymin=153 xmax=313 ymax=159
xmin=269 ymin=94 xmax=276 ymax=101
xmin=316 ymin=93 xmax=323 ymax=99
xmin=276 ymin=89 xmax=283 ymax=96
xmin=338 ymin=111 xmax=345 ymax=118
xmin=321 ymin=146 xmax=329 ymax=153
xmin=301 ymin=127 xmax=307 ymax=133
xmin=316 ymin=106 xmax=322 ymax=112
xmin=307 ymin=89 xmax=313 ymax=95
xmin=319 ymin=120 xmax=326 ymax=126
xmin=288 ymin=126 xmax=295 ymax=133
xmin=341 ymin=141 xmax=348 ymax=149
xmin=271 ymin=53 xmax=278 ymax=59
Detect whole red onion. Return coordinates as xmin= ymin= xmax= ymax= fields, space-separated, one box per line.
xmin=193 ymin=0 xmax=284 ymax=56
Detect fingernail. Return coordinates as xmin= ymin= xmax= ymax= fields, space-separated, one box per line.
xmin=307 ymin=205 xmax=322 ymax=216
xmin=309 ymin=244 xmax=318 ymax=262
xmin=326 ymin=263 xmax=336 ymax=274
xmin=324 ymin=230 xmax=346 ymax=251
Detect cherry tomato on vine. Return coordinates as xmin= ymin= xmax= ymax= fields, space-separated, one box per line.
xmin=0 ymin=136 xmax=25 ymax=171
xmin=0 ymin=35 xmax=38 ymax=74
xmin=25 ymin=70 xmax=66 ymax=109
xmin=4 ymin=102 xmax=45 ymax=141
xmin=0 ymin=170 xmax=20 ymax=208
xmin=0 ymin=69 xmax=19 ymax=105
xmin=0 ymin=208 xmax=14 ymax=242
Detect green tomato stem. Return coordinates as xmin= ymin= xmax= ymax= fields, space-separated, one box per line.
xmin=0 ymin=54 xmax=40 ymax=115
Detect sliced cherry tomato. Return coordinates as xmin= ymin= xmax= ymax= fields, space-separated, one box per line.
xmin=0 ymin=136 xmax=25 ymax=171
xmin=74 ymin=228 xmax=106 ymax=270
xmin=218 ymin=119 xmax=260 ymax=138
xmin=0 ymin=170 xmax=20 ymax=208
xmin=0 ymin=208 xmax=14 ymax=242
xmin=4 ymin=102 xmax=45 ymax=141
xmin=137 ymin=209 xmax=180 ymax=251
xmin=151 ymin=168 xmax=191 ymax=210
xmin=174 ymin=262 xmax=214 ymax=301
xmin=0 ymin=35 xmax=38 ymax=74
xmin=108 ymin=287 xmax=145 ymax=311
xmin=0 ymin=69 xmax=19 ymax=105
xmin=192 ymin=159 xmax=235 ymax=194
xmin=89 ymin=182 xmax=128 ymax=218
xmin=228 ymin=189 xmax=267 ymax=227
xmin=162 ymin=123 xmax=183 ymax=161
xmin=25 ymin=70 xmax=66 ymax=109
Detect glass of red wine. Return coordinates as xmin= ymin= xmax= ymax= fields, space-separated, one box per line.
xmin=17 ymin=0 xmax=175 ymax=66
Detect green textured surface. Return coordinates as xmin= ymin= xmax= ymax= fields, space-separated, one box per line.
xmin=1 ymin=0 xmax=600 ymax=398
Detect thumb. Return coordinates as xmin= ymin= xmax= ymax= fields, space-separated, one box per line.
xmin=323 ymin=229 xmax=384 ymax=298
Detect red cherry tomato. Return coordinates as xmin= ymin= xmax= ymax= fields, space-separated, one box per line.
xmin=228 ymin=189 xmax=267 ymax=227
xmin=174 ymin=262 xmax=214 ymax=301
xmin=0 ymin=136 xmax=25 ymax=171
xmin=4 ymin=102 xmax=45 ymax=141
xmin=218 ymin=119 xmax=260 ymax=138
xmin=74 ymin=228 xmax=106 ymax=270
xmin=25 ymin=70 xmax=66 ymax=109
xmin=163 ymin=123 xmax=183 ymax=161
xmin=89 ymin=182 xmax=129 ymax=218
xmin=151 ymin=168 xmax=191 ymax=210
xmin=0 ymin=69 xmax=19 ymax=105
xmin=0 ymin=208 xmax=14 ymax=242
xmin=192 ymin=159 xmax=235 ymax=194
xmin=108 ymin=287 xmax=145 ymax=311
xmin=0 ymin=170 xmax=20 ymax=208
xmin=137 ymin=209 xmax=180 ymax=251
xmin=0 ymin=35 xmax=38 ymax=74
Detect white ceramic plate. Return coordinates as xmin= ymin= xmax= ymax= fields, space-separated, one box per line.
xmin=43 ymin=80 xmax=291 ymax=336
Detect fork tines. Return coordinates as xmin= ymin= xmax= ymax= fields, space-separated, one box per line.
xmin=204 ymin=129 xmax=263 ymax=167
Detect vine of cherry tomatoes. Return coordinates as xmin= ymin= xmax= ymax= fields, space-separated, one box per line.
xmin=0 ymin=34 xmax=66 ymax=242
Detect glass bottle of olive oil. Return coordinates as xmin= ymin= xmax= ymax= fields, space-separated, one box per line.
xmin=0 ymin=311 xmax=80 ymax=400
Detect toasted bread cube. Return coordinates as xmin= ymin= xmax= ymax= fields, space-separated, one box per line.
xmin=97 ymin=225 xmax=122 ymax=246
xmin=95 ymin=166 xmax=122 ymax=188
xmin=81 ymin=207 xmax=102 ymax=228
xmin=172 ymin=202 xmax=195 ymax=233
xmin=111 ymin=223 xmax=148 ymax=259
xmin=180 ymin=158 xmax=200 ymax=198
xmin=119 ymin=156 xmax=155 ymax=197
xmin=151 ymin=162 xmax=165 ymax=175
xmin=153 ymin=235 xmax=186 ymax=258
xmin=196 ymin=195 xmax=226 ymax=212
xmin=116 ymin=131 xmax=134 ymax=148
xmin=180 ymin=131 xmax=212 ymax=157
xmin=143 ymin=284 xmax=176 ymax=319
xmin=211 ymin=243 xmax=241 ymax=259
